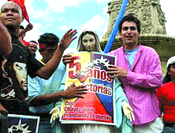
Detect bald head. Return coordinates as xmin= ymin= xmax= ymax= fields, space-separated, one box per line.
xmin=1 ymin=1 xmax=22 ymax=16
xmin=0 ymin=1 xmax=23 ymax=29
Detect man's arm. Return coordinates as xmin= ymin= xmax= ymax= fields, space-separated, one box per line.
xmin=108 ymin=52 xmax=162 ymax=89
xmin=29 ymin=82 xmax=87 ymax=107
xmin=18 ymin=23 xmax=33 ymax=37
xmin=36 ymin=29 xmax=77 ymax=79
xmin=0 ymin=22 xmax=12 ymax=56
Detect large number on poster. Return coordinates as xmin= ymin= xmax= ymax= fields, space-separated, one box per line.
xmin=60 ymin=52 xmax=115 ymax=125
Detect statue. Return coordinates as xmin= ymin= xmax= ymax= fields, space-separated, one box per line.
xmin=50 ymin=30 xmax=134 ymax=133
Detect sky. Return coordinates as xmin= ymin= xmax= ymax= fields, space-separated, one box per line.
xmin=0 ymin=0 xmax=175 ymax=58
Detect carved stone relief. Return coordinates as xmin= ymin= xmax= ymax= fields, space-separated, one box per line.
xmin=105 ymin=0 xmax=167 ymax=38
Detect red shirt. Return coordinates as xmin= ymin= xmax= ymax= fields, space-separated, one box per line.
xmin=156 ymin=82 xmax=175 ymax=123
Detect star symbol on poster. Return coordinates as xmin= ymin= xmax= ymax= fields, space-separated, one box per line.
xmin=92 ymin=56 xmax=110 ymax=69
xmin=99 ymin=56 xmax=108 ymax=64
xmin=93 ymin=59 xmax=99 ymax=65
xmin=88 ymin=62 xmax=94 ymax=68
xmin=104 ymin=60 xmax=110 ymax=68
xmin=8 ymin=125 xmax=14 ymax=133
xmin=22 ymin=125 xmax=31 ymax=133
xmin=84 ymin=56 xmax=111 ymax=70
xmin=14 ymin=119 xmax=27 ymax=131
xmin=8 ymin=119 xmax=32 ymax=133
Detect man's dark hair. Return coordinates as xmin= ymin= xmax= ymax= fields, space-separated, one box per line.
xmin=20 ymin=25 xmax=24 ymax=29
xmin=118 ymin=13 xmax=141 ymax=33
xmin=38 ymin=33 xmax=59 ymax=47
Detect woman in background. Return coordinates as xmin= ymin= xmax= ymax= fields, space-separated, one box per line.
xmin=156 ymin=56 xmax=175 ymax=133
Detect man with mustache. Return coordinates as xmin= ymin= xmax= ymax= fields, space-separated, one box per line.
xmin=108 ymin=14 xmax=163 ymax=133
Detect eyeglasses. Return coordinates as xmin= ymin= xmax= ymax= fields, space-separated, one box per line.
xmin=122 ymin=26 xmax=136 ymax=31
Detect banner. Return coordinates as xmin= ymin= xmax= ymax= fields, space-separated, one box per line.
xmin=60 ymin=52 xmax=115 ymax=125
xmin=8 ymin=114 xmax=40 ymax=133
xmin=8 ymin=0 xmax=30 ymax=23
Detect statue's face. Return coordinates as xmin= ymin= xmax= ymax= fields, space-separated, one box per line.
xmin=82 ymin=34 xmax=96 ymax=52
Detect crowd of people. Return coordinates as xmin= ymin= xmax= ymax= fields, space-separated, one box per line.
xmin=0 ymin=1 xmax=175 ymax=133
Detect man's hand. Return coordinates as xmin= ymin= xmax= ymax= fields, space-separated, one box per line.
xmin=107 ymin=65 xmax=127 ymax=78
xmin=0 ymin=103 xmax=8 ymax=116
xmin=62 ymin=82 xmax=87 ymax=99
xmin=49 ymin=106 xmax=60 ymax=123
xmin=25 ymin=23 xmax=33 ymax=32
xmin=18 ymin=23 xmax=33 ymax=37
xmin=63 ymin=54 xmax=72 ymax=66
xmin=59 ymin=29 xmax=77 ymax=51
xmin=122 ymin=101 xmax=135 ymax=121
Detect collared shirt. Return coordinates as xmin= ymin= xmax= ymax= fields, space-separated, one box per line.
xmin=28 ymin=60 xmax=66 ymax=113
xmin=109 ymin=44 xmax=162 ymax=125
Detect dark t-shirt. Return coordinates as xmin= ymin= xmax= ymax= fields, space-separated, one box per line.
xmin=0 ymin=33 xmax=43 ymax=114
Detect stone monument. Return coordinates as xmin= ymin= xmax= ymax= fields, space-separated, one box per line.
xmin=101 ymin=0 xmax=175 ymax=73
